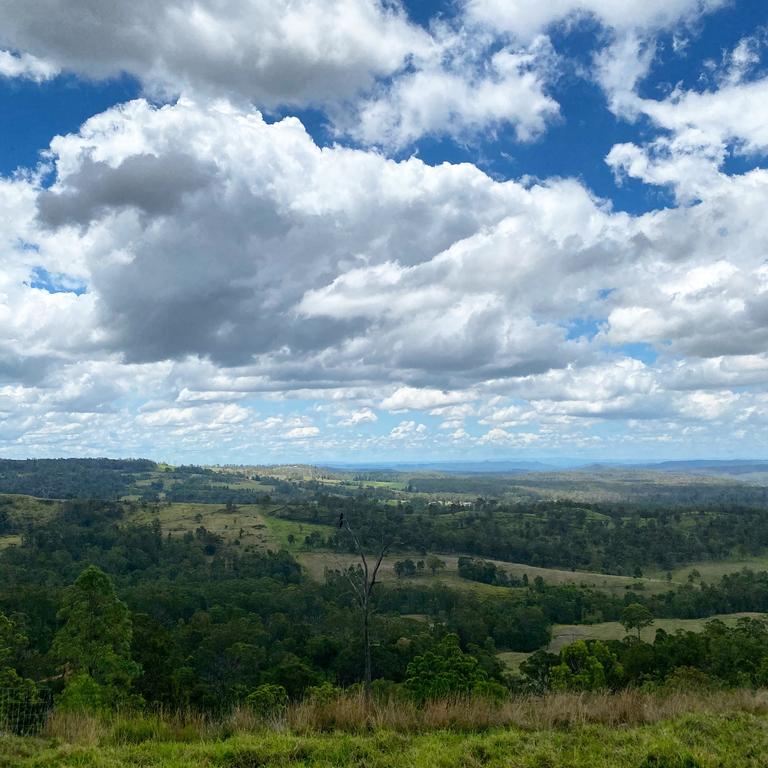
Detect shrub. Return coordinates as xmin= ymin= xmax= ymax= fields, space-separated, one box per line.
xmin=663 ymin=667 xmax=719 ymax=693
xmin=405 ymin=634 xmax=491 ymax=703
xmin=245 ymin=684 xmax=289 ymax=719
xmin=305 ymin=681 xmax=340 ymax=704
xmin=56 ymin=673 xmax=107 ymax=714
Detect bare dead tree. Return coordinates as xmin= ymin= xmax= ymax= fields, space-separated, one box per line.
xmin=340 ymin=516 xmax=395 ymax=697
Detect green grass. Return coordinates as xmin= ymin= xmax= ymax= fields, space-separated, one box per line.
xmin=124 ymin=502 xmax=335 ymax=555
xmin=547 ymin=613 xmax=768 ymax=651
xmin=0 ymin=493 xmax=59 ymax=524
xmin=126 ymin=502 xmax=274 ymax=549
xmin=647 ymin=556 xmax=768 ymax=584
xmin=0 ymin=534 xmax=22 ymax=549
xmin=3 ymin=712 xmax=768 ymax=767
xmin=497 ymin=613 xmax=767 ymax=670
xmin=260 ymin=515 xmax=334 ymax=552
xmin=294 ymin=550 xmax=671 ymax=596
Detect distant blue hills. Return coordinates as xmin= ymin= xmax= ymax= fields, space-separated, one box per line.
xmin=325 ymin=458 xmax=768 ymax=475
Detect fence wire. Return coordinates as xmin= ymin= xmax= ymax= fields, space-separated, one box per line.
xmin=0 ymin=688 xmax=53 ymax=736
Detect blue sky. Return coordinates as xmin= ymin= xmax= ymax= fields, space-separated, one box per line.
xmin=1 ymin=0 xmax=768 ymax=464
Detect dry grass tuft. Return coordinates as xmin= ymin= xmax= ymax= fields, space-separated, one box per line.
xmin=39 ymin=689 xmax=768 ymax=747
xmin=43 ymin=710 xmax=102 ymax=745
xmin=277 ymin=689 xmax=768 ymax=734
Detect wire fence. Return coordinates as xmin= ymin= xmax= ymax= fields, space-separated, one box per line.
xmin=0 ymin=688 xmax=53 ymax=736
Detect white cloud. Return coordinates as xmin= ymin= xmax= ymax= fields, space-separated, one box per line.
xmin=381 ymin=387 xmax=473 ymax=412
xmin=285 ymin=425 xmax=320 ymax=438
xmin=2 ymin=69 xmax=768 ymax=460
xmin=390 ymin=420 xmax=427 ymax=439
xmin=338 ymin=408 xmax=378 ymax=427
xmin=0 ymin=0 xmax=426 ymax=108
xmin=465 ymin=0 xmax=726 ymax=40
xmin=0 ymin=50 xmax=58 ymax=81
xmin=345 ymin=36 xmax=559 ymax=149
xmin=601 ymin=35 xmax=768 ymax=202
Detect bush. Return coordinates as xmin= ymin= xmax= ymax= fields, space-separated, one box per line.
xmin=305 ymin=681 xmax=341 ymax=704
xmin=662 ymin=667 xmax=719 ymax=693
xmin=405 ymin=634 xmax=492 ymax=703
xmin=472 ymin=679 xmax=508 ymax=702
xmin=245 ymin=684 xmax=288 ymax=719
xmin=56 ymin=673 xmax=107 ymax=714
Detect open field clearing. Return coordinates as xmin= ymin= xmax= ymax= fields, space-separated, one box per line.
xmin=296 ymin=550 xmax=672 ymax=593
xmin=499 ymin=613 xmax=768 ymax=670
xmin=124 ymin=500 xmax=675 ymax=594
xmin=548 ymin=612 xmax=768 ymax=651
xmin=126 ymin=502 xmax=333 ymax=552
xmin=647 ymin=556 xmax=768 ymax=583
xmin=126 ymin=502 xmax=275 ymax=548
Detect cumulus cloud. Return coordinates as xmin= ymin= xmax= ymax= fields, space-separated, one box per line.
xmin=2 ymin=48 xmax=768 ymax=461
xmin=12 ymin=97 xmax=768 ymax=397
xmin=0 ymin=49 xmax=58 ymax=81
xmin=285 ymin=425 xmax=320 ymax=438
xmin=338 ymin=408 xmax=378 ymax=427
xmin=381 ymin=387 xmax=473 ymax=412
xmin=344 ymin=34 xmax=559 ymax=149
xmin=600 ymin=32 xmax=768 ymax=203
xmin=0 ymin=0 xmax=426 ymax=108
xmin=465 ymin=0 xmax=726 ymax=40
xmin=390 ymin=420 xmax=427 ymax=439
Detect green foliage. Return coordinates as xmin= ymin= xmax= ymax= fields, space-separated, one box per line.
xmin=662 ymin=667 xmax=719 ymax=692
xmin=550 ymin=640 xmax=624 ymax=692
xmin=245 ymin=684 xmax=288 ymax=718
xmin=405 ymin=634 xmax=493 ymax=703
xmin=52 ymin=566 xmax=141 ymax=709
xmin=0 ymin=610 xmax=39 ymax=728
xmin=620 ymin=603 xmax=654 ymax=638
xmin=56 ymin=672 xmax=108 ymax=714
xmin=305 ymin=681 xmax=341 ymax=704
xmin=425 ymin=555 xmax=445 ymax=575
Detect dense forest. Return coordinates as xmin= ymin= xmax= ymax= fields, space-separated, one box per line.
xmin=3 ymin=492 xmax=768 ymax=720
xmin=1 ymin=459 xmax=768 ymax=730
xmin=276 ymin=494 xmax=768 ymax=574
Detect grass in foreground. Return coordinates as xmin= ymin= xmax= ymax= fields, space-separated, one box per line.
xmin=3 ymin=691 xmax=768 ymax=767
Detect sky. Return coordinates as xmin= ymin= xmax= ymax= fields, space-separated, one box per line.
xmin=1 ymin=0 xmax=768 ymax=465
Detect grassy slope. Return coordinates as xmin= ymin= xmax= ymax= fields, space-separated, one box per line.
xmin=3 ymin=712 xmax=768 ymax=767
xmin=125 ymin=500 xmax=675 ymax=595
xmin=548 ymin=612 xmax=767 ymax=651
xmin=647 ymin=556 xmax=768 ymax=583
xmin=498 ymin=612 xmax=768 ymax=670
xmin=0 ymin=494 xmax=59 ymax=549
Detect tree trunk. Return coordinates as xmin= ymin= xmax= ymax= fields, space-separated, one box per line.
xmin=363 ymin=599 xmax=372 ymax=697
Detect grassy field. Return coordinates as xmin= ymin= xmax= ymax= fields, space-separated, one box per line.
xmin=547 ymin=612 xmax=767 ymax=651
xmin=498 ymin=612 xmax=768 ymax=670
xmin=647 ymin=556 xmax=768 ymax=584
xmin=124 ymin=500 xmax=677 ymax=596
xmin=126 ymin=502 xmax=274 ymax=549
xmin=297 ymin=549 xmax=672 ymax=594
xmin=4 ymin=693 xmax=768 ymax=767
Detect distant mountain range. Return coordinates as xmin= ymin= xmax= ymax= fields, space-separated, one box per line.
xmin=326 ymin=458 xmax=768 ymax=476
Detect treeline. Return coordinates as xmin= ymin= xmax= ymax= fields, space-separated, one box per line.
xmin=0 ymin=458 xmax=156 ymax=499
xmin=519 ymin=617 xmax=768 ymax=693
xmin=453 ymin=555 xmax=768 ymax=625
xmin=0 ymin=501 xmax=510 ymax=713
xmin=278 ymin=494 xmax=768 ymax=574
xmin=457 ymin=556 xmax=525 ymax=587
